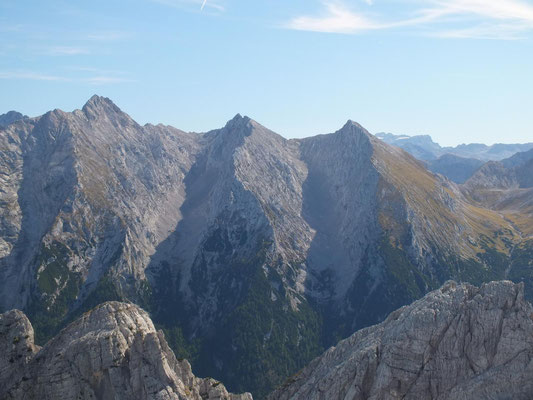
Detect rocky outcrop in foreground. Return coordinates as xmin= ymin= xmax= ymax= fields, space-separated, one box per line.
xmin=0 ymin=302 xmax=251 ymax=400
xmin=270 ymin=280 xmax=533 ymax=400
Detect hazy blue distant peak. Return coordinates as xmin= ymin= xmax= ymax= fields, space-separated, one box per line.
xmin=375 ymin=131 xmax=533 ymax=162
xmin=501 ymin=148 xmax=533 ymax=168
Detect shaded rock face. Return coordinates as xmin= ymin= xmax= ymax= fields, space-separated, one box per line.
xmin=0 ymin=302 xmax=251 ymax=400
xmin=270 ymin=280 xmax=533 ymax=400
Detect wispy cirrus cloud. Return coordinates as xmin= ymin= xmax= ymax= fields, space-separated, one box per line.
xmin=0 ymin=70 xmax=134 ymax=85
xmin=431 ymin=22 xmax=532 ymax=39
xmin=285 ymin=0 xmax=533 ymax=39
xmin=0 ymin=71 xmax=67 ymax=81
xmin=287 ymin=3 xmax=379 ymax=33
xmin=85 ymin=76 xmax=134 ymax=85
xmin=151 ymin=0 xmax=225 ymax=12
xmin=44 ymin=46 xmax=90 ymax=55
xmin=85 ymin=30 xmax=133 ymax=41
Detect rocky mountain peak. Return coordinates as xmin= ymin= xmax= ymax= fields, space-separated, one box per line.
xmin=0 ymin=111 xmax=28 ymax=128
xmin=0 ymin=302 xmax=252 ymax=400
xmin=209 ymin=114 xmax=285 ymax=150
xmin=221 ymin=113 xmax=252 ymax=134
xmin=340 ymin=119 xmax=371 ymax=136
xmin=81 ymin=94 xmax=123 ymax=120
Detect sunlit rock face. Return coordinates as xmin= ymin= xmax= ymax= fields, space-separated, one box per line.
xmin=270 ymin=280 xmax=533 ymax=400
xmin=0 ymin=302 xmax=252 ymax=400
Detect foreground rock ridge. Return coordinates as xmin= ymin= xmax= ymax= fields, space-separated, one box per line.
xmin=270 ymin=280 xmax=533 ymax=400
xmin=1 ymin=95 xmax=532 ymax=397
xmin=0 ymin=301 xmax=252 ymax=400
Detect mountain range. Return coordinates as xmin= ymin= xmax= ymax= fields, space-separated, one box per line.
xmin=1 ymin=96 xmax=533 ymax=397
xmin=376 ymin=132 xmax=533 ymax=162
xmin=376 ymin=132 xmax=533 ymax=184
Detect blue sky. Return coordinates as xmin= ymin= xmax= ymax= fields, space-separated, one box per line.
xmin=1 ymin=0 xmax=532 ymax=146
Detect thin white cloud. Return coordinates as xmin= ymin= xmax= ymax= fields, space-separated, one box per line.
xmin=430 ymin=0 xmax=533 ymax=22
xmin=151 ymin=0 xmax=225 ymax=12
xmin=0 ymin=70 xmax=134 ymax=85
xmin=287 ymin=3 xmax=379 ymax=33
xmin=86 ymin=31 xmax=132 ymax=41
xmin=84 ymin=76 xmax=135 ymax=85
xmin=45 ymin=46 xmax=90 ymax=55
xmin=286 ymin=2 xmax=447 ymax=33
xmin=432 ymin=23 xmax=530 ymax=39
xmin=0 ymin=71 xmax=67 ymax=81
xmin=286 ymin=0 xmax=533 ymax=39
xmin=65 ymin=66 xmax=122 ymax=74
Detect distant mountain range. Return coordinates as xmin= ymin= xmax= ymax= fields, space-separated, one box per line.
xmin=1 ymin=97 xmax=532 ymax=398
xmin=376 ymin=132 xmax=533 ymax=184
xmin=376 ymin=132 xmax=533 ymax=161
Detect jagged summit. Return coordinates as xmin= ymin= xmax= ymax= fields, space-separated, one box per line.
xmin=0 ymin=302 xmax=252 ymax=400
xmin=342 ymin=119 xmax=369 ymax=132
xmin=0 ymin=110 xmax=28 ymax=128
xmin=222 ymin=113 xmax=252 ymax=131
xmin=83 ymin=94 xmax=116 ymax=108
xmin=340 ymin=120 xmax=375 ymax=142
xmin=81 ymin=94 xmax=123 ymax=119
xmin=230 ymin=112 xmax=245 ymax=121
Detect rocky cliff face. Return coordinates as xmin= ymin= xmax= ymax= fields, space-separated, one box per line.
xmin=1 ymin=96 xmax=531 ymax=397
xmin=0 ymin=96 xmax=203 ymax=340
xmin=270 ymin=280 xmax=533 ymax=400
xmin=0 ymin=302 xmax=251 ymax=400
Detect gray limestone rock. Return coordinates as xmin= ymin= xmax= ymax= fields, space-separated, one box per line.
xmin=0 ymin=301 xmax=252 ymax=400
xmin=270 ymin=280 xmax=533 ymax=400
